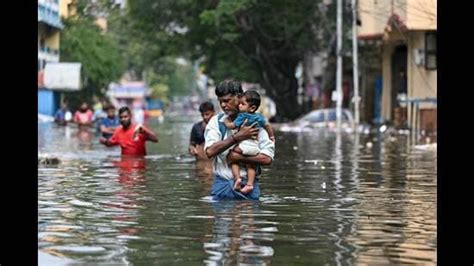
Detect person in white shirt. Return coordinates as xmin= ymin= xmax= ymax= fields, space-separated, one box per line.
xmin=204 ymin=79 xmax=275 ymax=200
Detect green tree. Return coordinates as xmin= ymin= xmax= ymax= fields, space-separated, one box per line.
xmin=109 ymin=0 xmax=353 ymax=119
xmin=147 ymin=57 xmax=195 ymax=98
xmin=60 ymin=17 xmax=124 ymax=106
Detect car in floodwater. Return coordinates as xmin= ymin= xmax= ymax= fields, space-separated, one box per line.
xmin=275 ymin=108 xmax=356 ymax=133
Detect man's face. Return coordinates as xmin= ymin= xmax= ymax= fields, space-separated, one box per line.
xmin=119 ymin=111 xmax=132 ymax=128
xmin=80 ymin=103 xmax=88 ymax=111
xmin=107 ymin=108 xmax=116 ymax=118
xmin=217 ymin=94 xmax=239 ymax=116
xmin=201 ymin=110 xmax=215 ymax=124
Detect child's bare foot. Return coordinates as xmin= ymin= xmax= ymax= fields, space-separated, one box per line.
xmin=240 ymin=184 xmax=254 ymax=194
xmin=233 ymin=178 xmax=242 ymax=191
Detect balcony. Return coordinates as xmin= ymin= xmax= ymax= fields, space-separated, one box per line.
xmin=38 ymin=4 xmax=63 ymax=29
xmin=38 ymin=46 xmax=60 ymax=62
xmin=38 ymin=0 xmax=59 ymax=12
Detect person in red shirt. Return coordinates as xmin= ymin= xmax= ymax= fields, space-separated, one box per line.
xmin=100 ymin=106 xmax=158 ymax=156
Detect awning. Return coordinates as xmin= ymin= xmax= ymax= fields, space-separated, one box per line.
xmin=38 ymin=4 xmax=64 ymax=29
xmin=107 ymin=82 xmax=148 ymax=99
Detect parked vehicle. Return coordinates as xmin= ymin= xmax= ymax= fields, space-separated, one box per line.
xmin=276 ymin=108 xmax=355 ymax=132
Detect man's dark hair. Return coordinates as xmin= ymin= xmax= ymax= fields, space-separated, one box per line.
xmin=118 ymin=106 xmax=131 ymax=115
xmin=243 ymin=90 xmax=261 ymax=109
xmin=104 ymin=104 xmax=116 ymax=111
xmin=215 ymin=79 xmax=243 ymax=97
xmin=199 ymin=101 xmax=215 ymax=113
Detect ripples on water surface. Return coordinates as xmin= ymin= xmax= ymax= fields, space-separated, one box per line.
xmin=38 ymin=118 xmax=436 ymax=265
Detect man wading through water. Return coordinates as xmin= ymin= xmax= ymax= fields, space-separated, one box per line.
xmin=100 ymin=106 xmax=158 ymax=156
xmin=204 ymin=79 xmax=275 ymax=200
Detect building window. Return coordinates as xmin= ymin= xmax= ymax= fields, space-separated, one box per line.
xmin=425 ymin=32 xmax=437 ymax=70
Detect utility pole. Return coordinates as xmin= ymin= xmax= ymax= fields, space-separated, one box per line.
xmin=336 ymin=0 xmax=343 ymax=131
xmin=352 ymin=0 xmax=360 ymax=126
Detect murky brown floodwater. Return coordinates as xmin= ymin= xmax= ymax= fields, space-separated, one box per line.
xmin=38 ymin=115 xmax=436 ymax=265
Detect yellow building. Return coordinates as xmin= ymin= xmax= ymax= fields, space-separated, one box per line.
xmin=38 ymin=0 xmax=76 ymax=72
xmin=60 ymin=0 xmax=77 ymax=19
xmin=38 ymin=0 xmax=63 ymax=71
xmin=38 ymin=0 xmax=65 ymax=116
xmin=38 ymin=0 xmax=79 ymax=116
xmin=358 ymin=0 xmax=437 ymax=138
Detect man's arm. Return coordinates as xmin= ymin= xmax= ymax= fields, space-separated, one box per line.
xmin=99 ymin=137 xmax=118 ymax=147
xmin=139 ymin=125 xmax=158 ymax=142
xmin=100 ymin=137 xmax=112 ymax=146
xmin=227 ymin=127 xmax=275 ymax=165
xmin=100 ymin=129 xmax=119 ymax=146
xmin=189 ymin=124 xmax=198 ymax=155
xmin=227 ymin=151 xmax=272 ymax=165
xmin=189 ymin=145 xmax=198 ymax=155
xmin=205 ymin=134 xmax=237 ymax=159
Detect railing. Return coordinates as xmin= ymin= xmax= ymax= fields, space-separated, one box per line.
xmin=38 ymin=46 xmax=59 ymax=55
xmin=399 ymin=97 xmax=437 ymax=144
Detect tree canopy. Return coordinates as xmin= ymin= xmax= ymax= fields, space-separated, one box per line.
xmin=106 ymin=0 xmax=352 ymax=119
xmin=60 ymin=15 xmax=125 ymax=105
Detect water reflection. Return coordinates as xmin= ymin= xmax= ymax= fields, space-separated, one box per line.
xmin=111 ymin=157 xmax=146 ymax=237
xmin=345 ymin=134 xmax=436 ymax=265
xmin=205 ymin=201 xmax=275 ymax=265
xmin=77 ymin=127 xmax=93 ymax=149
xmin=195 ymin=159 xmax=214 ymax=195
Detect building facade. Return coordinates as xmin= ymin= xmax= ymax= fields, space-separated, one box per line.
xmin=358 ymin=0 xmax=437 ymax=137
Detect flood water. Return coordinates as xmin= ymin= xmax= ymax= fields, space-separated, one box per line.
xmin=38 ymin=115 xmax=437 ymax=265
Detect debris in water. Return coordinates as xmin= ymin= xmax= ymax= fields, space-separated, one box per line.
xmin=38 ymin=156 xmax=61 ymax=165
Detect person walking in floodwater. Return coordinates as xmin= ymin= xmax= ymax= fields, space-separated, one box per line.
xmin=74 ymin=102 xmax=94 ymax=127
xmin=100 ymin=106 xmax=158 ymax=156
xmin=189 ymin=101 xmax=216 ymax=160
xmin=99 ymin=104 xmax=120 ymax=140
xmin=223 ymin=90 xmax=275 ymax=194
xmin=204 ymin=79 xmax=275 ymax=200
xmin=54 ymin=102 xmax=72 ymax=126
